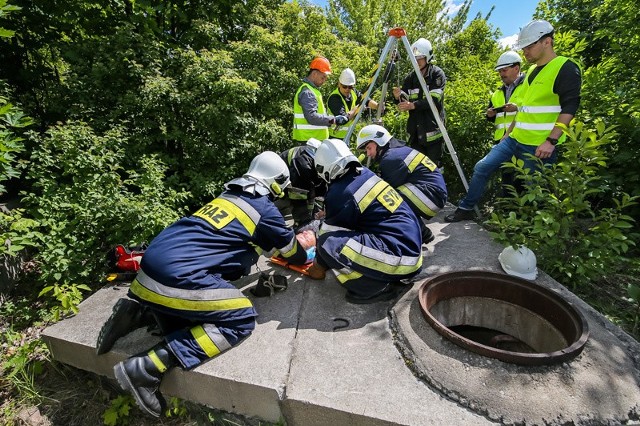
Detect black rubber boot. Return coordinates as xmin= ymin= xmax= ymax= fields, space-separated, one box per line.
xmin=96 ymin=298 xmax=157 ymax=355
xmin=345 ymin=285 xmax=401 ymax=305
xmin=113 ymin=343 xmax=178 ymax=417
xmin=421 ymin=225 xmax=435 ymax=245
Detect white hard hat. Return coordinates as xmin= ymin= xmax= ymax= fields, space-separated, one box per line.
xmin=339 ymin=68 xmax=356 ymax=86
xmin=411 ymin=38 xmax=434 ymax=62
xmin=356 ymin=124 xmax=392 ymax=150
xmin=315 ymin=138 xmax=360 ymax=183
xmin=495 ymin=51 xmax=522 ymax=71
xmin=498 ymin=245 xmax=538 ymax=281
xmin=306 ymin=138 xmax=322 ymax=150
xmin=514 ymin=20 xmax=554 ymax=50
xmin=244 ymin=151 xmax=291 ymax=198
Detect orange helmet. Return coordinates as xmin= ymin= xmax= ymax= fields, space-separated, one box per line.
xmin=309 ymin=56 xmax=332 ymax=75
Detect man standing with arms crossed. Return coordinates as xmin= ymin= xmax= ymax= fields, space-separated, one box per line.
xmin=445 ymin=20 xmax=582 ymax=222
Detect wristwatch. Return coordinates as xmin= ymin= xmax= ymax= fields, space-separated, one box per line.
xmin=546 ymin=137 xmax=559 ymax=146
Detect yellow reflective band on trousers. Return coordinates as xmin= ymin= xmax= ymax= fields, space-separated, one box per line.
xmin=130 ymin=275 xmax=253 ymax=312
xmin=193 ymin=195 xmax=260 ymax=236
xmin=335 ymin=268 xmax=363 ymax=284
xmin=340 ymin=239 xmax=422 ymax=276
xmin=397 ymin=184 xmax=438 ymax=218
xmin=191 ymin=325 xmax=221 ymax=358
xmin=148 ymin=350 xmax=168 ymax=373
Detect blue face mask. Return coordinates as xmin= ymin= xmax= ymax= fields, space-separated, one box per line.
xmin=306 ymin=246 xmax=316 ymax=263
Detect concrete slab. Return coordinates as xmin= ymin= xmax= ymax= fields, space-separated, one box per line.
xmin=42 ymin=204 xmax=640 ymax=425
xmin=391 ymin=206 xmax=640 ymax=425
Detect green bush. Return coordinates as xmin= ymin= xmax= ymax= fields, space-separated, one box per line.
xmin=486 ymin=121 xmax=637 ymax=289
xmin=22 ymin=122 xmax=189 ymax=288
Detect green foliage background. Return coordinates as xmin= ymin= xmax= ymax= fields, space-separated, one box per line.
xmin=0 ymin=0 xmax=637 ymax=304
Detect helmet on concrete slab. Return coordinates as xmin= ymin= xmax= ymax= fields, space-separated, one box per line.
xmin=356 ymin=124 xmax=392 ymax=150
xmin=495 ymin=51 xmax=522 ymax=70
xmin=315 ymin=138 xmax=360 ymax=183
xmin=514 ymin=20 xmax=554 ymax=50
xmin=244 ymin=151 xmax=291 ymax=198
xmin=498 ymin=245 xmax=538 ymax=281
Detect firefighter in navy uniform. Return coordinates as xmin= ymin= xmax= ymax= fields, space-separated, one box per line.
xmin=392 ymin=38 xmax=446 ymax=167
xmin=277 ymin=138 xmax=327 ymax=229
xmin=306 ymin=139 xmax=423 ymax=304
xmin=356 ymin=124 xmax=447 ymax=245
xmin=103 ymin=152 xmax=313 ymax=417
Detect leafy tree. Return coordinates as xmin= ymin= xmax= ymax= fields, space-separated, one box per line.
xmin=326 ymin=0 xmax=450 ymax=48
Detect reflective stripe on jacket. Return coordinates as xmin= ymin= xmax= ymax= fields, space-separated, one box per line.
xmin=318 ymin=167 xmax=423 ymax=278
xmin=328 ymin=88 xmax=356 ymax=138
xmin=293 ymin=82 xmax=329 ymax=141
xmin=378 ymin=142 xmax=447 ymax=219
xmin=490 ymin=83 xmax=526 ymax=141
xmin=511 ymin=56 xmax=569 ymax=146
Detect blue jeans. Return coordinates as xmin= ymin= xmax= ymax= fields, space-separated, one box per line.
xmin=458 ymin=136 xmax=557 ymax=211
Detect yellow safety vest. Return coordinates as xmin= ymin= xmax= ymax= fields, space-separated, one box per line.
xmin=511 ymin=56 xmax=569 ymax=146
xmin=328 ymin=88 xmax=357 ymax=139
xmin=293 ymin=82 xmax=329 ymax=142
xmin=490 ymin=82 xmax=526 ymax=142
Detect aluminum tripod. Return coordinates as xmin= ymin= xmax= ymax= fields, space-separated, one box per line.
xmin=344 ymin=27 xmax=473 ymax=198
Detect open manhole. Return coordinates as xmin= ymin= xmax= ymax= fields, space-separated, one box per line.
xmin=418 ymin=271 xmax=589 ymax=365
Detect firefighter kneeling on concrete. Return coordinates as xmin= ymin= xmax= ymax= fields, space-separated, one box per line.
xmin=96 ymin=151 xmax=314 ymax=417
xmin=356 ymin=124 xmax=447 ymax=245
xmin=306 ymin=139 xmax=423 ymax=304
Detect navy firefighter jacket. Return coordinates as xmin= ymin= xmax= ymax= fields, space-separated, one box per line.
xmin=378 ymin=139 xmax=447 ymax=205
xmin=323 ymin=167 xmax=422 ymax=257
xmin=140 ymin=189 xmax=307 ymax=285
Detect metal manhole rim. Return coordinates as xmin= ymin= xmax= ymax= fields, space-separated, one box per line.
xmin=418 ymin=270 xmax=590 ymax=365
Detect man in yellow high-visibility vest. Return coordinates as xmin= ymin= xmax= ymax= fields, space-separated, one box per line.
xmin=446 ymin=20 xmax=581 ymax=222
xmin=486 ymin=50 xmax=526 ymax=194
xmin=327 ymin=68 xmax=378 ymax=140
xmin=292 ymin=56 xmax=348 ymax=144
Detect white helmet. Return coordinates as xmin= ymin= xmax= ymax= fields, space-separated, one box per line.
xmin=315 ymin=138 xmax=360 ymax=183
xmin=339 ymin=68 xmax=356 ymax=86
xmin=514 ymin=20 xmax=554 ymax=50
xmin=356 ymin=124 xmax=392 ymax=150
xmin=498 ymin=245 xmax=538 ymax=281
xmin=306 ymin=138 xmax=322 ymax=150
xmin=244 ymin=151 xmax=291 ymax=198
xmin=495 ymin=51 xmax=522 ymax=71
xmin=411 ymin=38 xmax=434 ymax=62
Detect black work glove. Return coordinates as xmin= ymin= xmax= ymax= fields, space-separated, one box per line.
xmin=334 ymin=115 xmax=349 ymax=126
